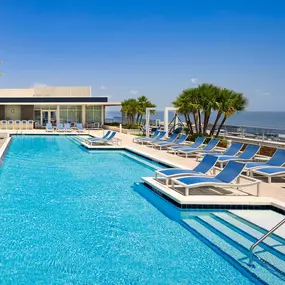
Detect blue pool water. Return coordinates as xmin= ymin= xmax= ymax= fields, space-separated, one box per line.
xmin=0 ymin=136 xmax=260 ymax=284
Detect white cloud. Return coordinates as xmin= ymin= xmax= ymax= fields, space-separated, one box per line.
xmin=31 ymin=82 xmax=47 ymax=88
xmin=261 ymin=92 xmax=271 ymax=96
xmin=100 ymin=86 xmax=106 ymax=90
xmin=129 ymin=90 xmax=138 ymax=95
xmin=190 ymin=78 xmax=198 ymax=84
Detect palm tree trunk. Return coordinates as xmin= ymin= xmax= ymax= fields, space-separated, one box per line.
xmin=203 ymin=111 xmax=210 ymax=134
xmin=136 ymin=113 xmax=140 ymax=124
xmin=197 ymin=110 xmax=202 ymax=135
xmin=216 ymin=115 xmax=227 ymax=137
xmin=210 ymin=111 xmax=222 ymax=136
xmin=184 ymin=114 xmax=193 ymax=135
xmin=193 ymin=111 xmax=199 ymax=134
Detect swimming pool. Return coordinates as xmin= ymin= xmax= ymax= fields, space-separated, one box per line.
xmin=0 ymin=136 xmax=283 ymax=284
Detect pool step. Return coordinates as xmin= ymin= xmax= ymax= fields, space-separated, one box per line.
xmin=198 ymin=215 xmax=285 ymax=274
xmin=68 ymin=136 xmax=85 ymax=145
xmin=213 ymin=212 xmax=285 ymax=256
xmin=183 ymin=217 xmax=285 ymax=285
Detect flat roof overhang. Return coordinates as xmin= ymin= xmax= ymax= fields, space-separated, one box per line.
xmin=0 ymin=102 xmax=121 ymax=106
xmin=0 ymin=97 xmax=108 ymax=103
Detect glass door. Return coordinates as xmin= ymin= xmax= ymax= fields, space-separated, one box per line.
xmin=50 ymin=111 xmax=57 ymax=126
xmin=41 ymin=110 xmax=57 ymax=127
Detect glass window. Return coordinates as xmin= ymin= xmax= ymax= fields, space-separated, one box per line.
xmin=86 ymin=106 xmax=101 ymax=124
xmin=59 ymin=106 xmax=82 ymax=123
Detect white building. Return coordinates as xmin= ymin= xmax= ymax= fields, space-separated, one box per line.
xmin=0 ymin=86 xmax=120 ymax=128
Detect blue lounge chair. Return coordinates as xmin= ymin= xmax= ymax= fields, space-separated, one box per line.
xmin=244 ymin=149 xmax=285 ymax=171
xmin=167 ymin=136 xmax=205 ymax=154
xmin=250 ymin=166 xmax=285 ymax=183
xmin=155 ymin=154 xmax=219 ymax=186
xmin=133 ymin=130 xmax=160 ymax=143
xmin=169 ymin=134 xmax=188 ymax=146
xmin=57 ymin=123 xmax=65 ymax=132
xmin=143 ymin=131 xmax=166 ymax=145
xmin=171 ymin=161 xmax=246 ymax=196
xmin=198 ymin=142 xmax=243 ymax=159
xmin=45 ymin=123 xmax=53 ymax=132
xmin=64 ymin=123 xmax=72 ymax=132
xmin=76 ymin=123 xmax=85 ymax=132
xmin=87 ymin=130 xmax=111 ymax=141
xmin=215 ymin=144 xmax=260 ymax=167
xmin=88 ymin=132 xmax=117 ymax=145
xmin=151 ymin=133 xmax=179 ymax=149
xmin=177 ymin=139 xmax=220 ymax=158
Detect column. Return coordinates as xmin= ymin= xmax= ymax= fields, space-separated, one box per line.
xmin=56 ymin=105 xmax=60 ymax=124
xmin=101 ymin=105 xmax=105 ymax=125
xmin=82 ymin=105 xmax=86 ymax=126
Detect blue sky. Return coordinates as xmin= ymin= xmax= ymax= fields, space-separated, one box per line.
xmin=1 ymin=0 xmax=285 ymax=111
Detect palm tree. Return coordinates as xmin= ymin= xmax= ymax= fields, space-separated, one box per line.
xmin=121 ymin=98 xmax=139 ymax=124
xmin=197 ymin=83 xmax=220 ymax=134
xmin=215 ymin=91 xmax=247 ymax=137
xmin=173 ymin=88 xmax=200 ymax=135
xmin=136 ymin=96 xmax=156 ymax=125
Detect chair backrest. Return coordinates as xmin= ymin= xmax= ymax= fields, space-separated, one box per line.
xmin=223 ymin=142 xmax=243 ymax=156
xmin=76 ymin=123 xmax=83 ymax=129
xmin=203 ymin=139 xmax=220 ymax=151
xmin=239 ymin=144 xmax=260 ymax=160
xmin=191 ymin=137 xmax=205 ymax=148
xmin=167 ymin=133 xmax=179 ymax=143
xmin=28 ymin=120 xmax=33 ymax=124
xmin=176 ymin=134 xmax=188 ymax=144
xmin=65 ymin=123 xmax=71 ymax=129
xmin=8 ymin=120 xmax=13 ymax=124
xmin=46 ymin=123 xmax=52 ymax=129
xmin=107 ymin=132 xmax=116 ymax=140
xmin=103 ymin=130 xmax=111 ymax=138
xmin=15 ymin=120 xmax=20 ymax=124
xmin=268 ymin=149 xmax=285 ymax=166
xmin=1 ymin=120 xmax=6 ymax=124
xmin=216 ymin=161 xmax=245 ymax=183
xmin=22 ymin=120 xmax=27 ymax=124
xmin=151 ymin=130 xmax=160 ymax=139
xmin=58 ymin=123 xmax=64 ymax=129
xmin=156 ymin=131 xmax=166 ymax=139
xmin=193 ymin=154 xmax=218 ymax=174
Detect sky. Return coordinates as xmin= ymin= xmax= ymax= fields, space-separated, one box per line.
xmin=1 ymin=0 xmax=285 ymax=111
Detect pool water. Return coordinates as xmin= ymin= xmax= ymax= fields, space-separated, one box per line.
xmin=0 ymin=136 xmax=262 ymax=284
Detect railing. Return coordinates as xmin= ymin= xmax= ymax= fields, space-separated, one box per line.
xmin=249 ymin=218 xmax=285 ymax=266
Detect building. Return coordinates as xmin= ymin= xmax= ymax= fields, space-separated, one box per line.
xmin=0 ymin=86 xmax=120 ymax=128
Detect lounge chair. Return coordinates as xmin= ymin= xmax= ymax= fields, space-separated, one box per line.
xmin=150 ymin=133 xmax=179 ymax=149
xmin=177 ymin=139 xmax=220 ymax=158
xmin=151 ymin=133 xmax=186 ymax=150
xmin=215 ymin=144 xmax=260 ymax=167
xmin=57 ymin=123 xmax=65 ymax=132
xmin=249 ymin=166 xmax=285 ymax=183
xmin=167 ymin=136 xmax=205 ymax=154
xmin=140 ymin=131 xmax=166 ymax=145
xmin=45 ymin=123 xmax=53 ymax=132
xmin=87 ymin=130 xmax=111 ymax=141
xmin=171 ymin=161 xmax=246 ymax=196
xmin=244 ymin=149 xmax=285 ymax=172
xmin=87 ymin=131 xmax=117 ymax=145
xmin=155 ymin=154 xmax=219 ymax=186
xmin=133 ymin=130 xmax=160 ymax=143
xmin=64 ymin=123 xmax=72 ymax=132
xmin=21 ymin=120 xmax=27 ymax=130
xmin=76 ymin=123 xmax=85 ymax=132
xmin=197 ymin=142 xmax=243 ymax=159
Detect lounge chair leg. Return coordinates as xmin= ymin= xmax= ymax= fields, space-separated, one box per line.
xmin=257 ymin=182 xmax=260 ymax=196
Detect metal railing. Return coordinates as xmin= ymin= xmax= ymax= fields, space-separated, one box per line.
xmin=249 ymin=218 xmax=285 ymax=265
